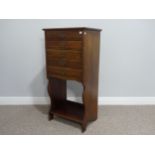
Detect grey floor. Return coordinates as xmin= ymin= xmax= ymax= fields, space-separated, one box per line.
xmin=0 ymin=105 xmax=155 ymax=134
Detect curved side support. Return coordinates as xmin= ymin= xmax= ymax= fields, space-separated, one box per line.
xmin=47 ymin=77 xmax=67 ymax=121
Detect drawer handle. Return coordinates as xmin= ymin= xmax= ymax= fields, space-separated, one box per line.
xmin=79 ymin=31 xmax=83 ymax=35
xmin=79 ymin=31 xmax=87 ymax=35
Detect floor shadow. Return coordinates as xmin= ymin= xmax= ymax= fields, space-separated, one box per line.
xmin=54 ymin=116 xmax=81 ymax=130
xmin=34 ymin=105 xmax=50 ymax=115
xmin=33 ymin=104 xmax=82 ymax=130
xmin=30 ymin=66 xmax=49 ymax=115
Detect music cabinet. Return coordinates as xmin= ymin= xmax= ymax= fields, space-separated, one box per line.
xmin=43 ymin=27 xmax=101 ymax=132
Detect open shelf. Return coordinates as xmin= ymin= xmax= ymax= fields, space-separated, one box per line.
xmin=52 ymin=100 xmax=84 ymax=123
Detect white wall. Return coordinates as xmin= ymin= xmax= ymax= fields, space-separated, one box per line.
xmin=0 ymin=19 xmax=155 ymax=98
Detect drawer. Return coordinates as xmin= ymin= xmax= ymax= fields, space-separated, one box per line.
xmin=47 ymin=59 xmax=82 ymax=69
xmin=46 ymin=49 xmax=82 ymax=61
xmin=47 ymin=66 xmax=82 ymax=82
xmin=46 ymin=41 xmax=82 ymax=50
xmin=46 ymin=50 xmax=82 ymax=69
xmin=46 ymin=30 xmax=83 ymax=41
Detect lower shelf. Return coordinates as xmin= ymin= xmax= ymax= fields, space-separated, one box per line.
xmin=51 ymin=100 xmax=84 ymax=123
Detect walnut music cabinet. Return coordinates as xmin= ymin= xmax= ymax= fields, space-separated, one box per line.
xmin=43 ymin=27 xmax=101 ymax=132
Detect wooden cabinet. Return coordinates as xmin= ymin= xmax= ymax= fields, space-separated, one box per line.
xmin=43 ymin=27 xmax=101 ymax=132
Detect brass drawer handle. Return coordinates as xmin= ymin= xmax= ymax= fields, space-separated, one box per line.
xmin=79 ymin=31 xmax=83 ymax=35
xmin=79 ymin=31 xmax=87 ymax=35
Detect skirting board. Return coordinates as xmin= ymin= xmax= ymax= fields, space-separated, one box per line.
xmin=0 ymin=97 xmax=155 ymax=105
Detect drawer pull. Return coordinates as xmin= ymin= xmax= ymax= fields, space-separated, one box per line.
xmin=84 ymin=32 xmax=87 ymax=35
xmin=79 ymin=31 xmax=83 ymax=35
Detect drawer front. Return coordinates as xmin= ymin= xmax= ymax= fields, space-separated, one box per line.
xmin=46 ymin=30 xmax=83 ymax=41
xmin=46 ymin=50 xmax=82 ymax=69
xmin=46 ymin=41 xmax=82 ymax=50
xmin=47 ymin=66 xmax=82 ymax=82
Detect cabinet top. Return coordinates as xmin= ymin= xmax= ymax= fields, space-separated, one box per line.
xmin=43 ymin=27 xmax=102 ymax=31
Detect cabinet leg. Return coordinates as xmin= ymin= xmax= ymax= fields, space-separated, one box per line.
xmin=48 ymin=113 xmax=54 ymax=121
xmin=81 ymin=122 xmax=87 ymax=132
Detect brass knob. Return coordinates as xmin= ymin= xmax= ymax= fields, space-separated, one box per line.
xmin=79 ymin=31 xmax=83 ymax=35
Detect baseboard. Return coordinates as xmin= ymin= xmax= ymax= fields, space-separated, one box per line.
xmin=0 ymin=97 xmax=50 ymax=105
xmin=99 ymin=97 xmax=155 ymax=105
xmin=69 ymin=97 xmax=155 ymax=105
xmin=0 ymin=97 xmax=155 ymax=105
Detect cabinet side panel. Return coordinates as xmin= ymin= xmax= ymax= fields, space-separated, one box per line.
xmin=83 ymin=30 xmax=101 ymax=121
